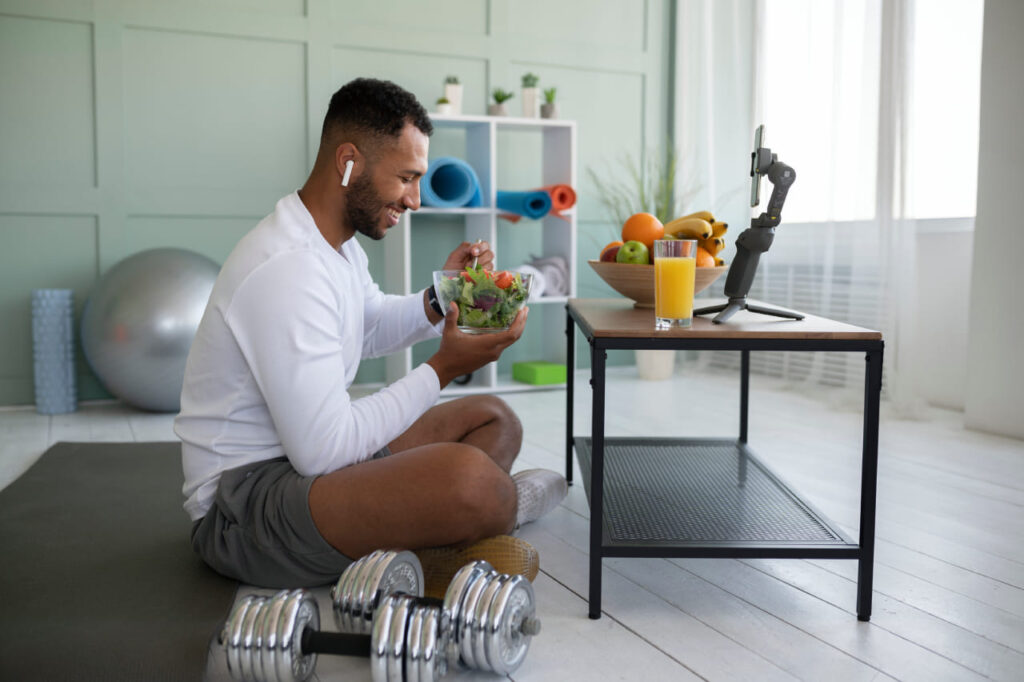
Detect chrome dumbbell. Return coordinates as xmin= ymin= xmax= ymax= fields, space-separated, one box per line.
xmin=221 ymin=589 xmax=442 ymax=682
xmin=331 ymin=552 xmax=540 ymax=675
xmin=219 ymin=554 xmax=540 ymax=682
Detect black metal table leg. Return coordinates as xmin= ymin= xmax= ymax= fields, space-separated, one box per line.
xmin=588 ymin=344 xmax=607 ymax=619
xmin=566 ymin=307 xmax=575 ymax=485
xmin=740 ymin=349 xmax=750 ymax=444
xmin=738 ymin=350 xmax=751 ymax=485
xmin=857 ymin=346 xmax=884 ymax=621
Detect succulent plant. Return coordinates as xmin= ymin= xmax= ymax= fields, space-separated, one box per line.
xmin=436 ymin=97 xmax=450 ymax=104
xmin=543 ymin=87 xmax=557 ymax=104
xmin=521 ymin=72 xmax=540 ymax=88
xmin=445 ymin=75 xmax=460 ymax=85
xmin=492 ymin=88 xmax=515 ymax=104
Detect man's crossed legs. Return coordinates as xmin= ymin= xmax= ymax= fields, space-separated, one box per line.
xmin=309 ymin=395 xmax=565 ymax=562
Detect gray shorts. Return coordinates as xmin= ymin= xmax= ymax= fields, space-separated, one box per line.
xmin=190 ymin=448 xmax=391 ymax=588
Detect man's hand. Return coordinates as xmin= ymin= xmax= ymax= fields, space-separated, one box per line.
xmin=442 ymin=241 xmax=494 ymax=271
xmin=426 ymin=302 xmax=528 ymax=387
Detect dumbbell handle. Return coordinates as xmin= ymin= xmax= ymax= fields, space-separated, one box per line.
xmin=301 ymin=629 xmax=371 ymax=658
xmin=300 ymin=596 xmax=444 ymax=658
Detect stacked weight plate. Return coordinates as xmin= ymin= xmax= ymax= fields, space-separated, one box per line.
xmin=440 ymin=560 xmax=538 ymax=675
xmin=332 ymin=550 xmax=424 ymax=634
xmin=221 ymin=589 xmax=319 ymax=682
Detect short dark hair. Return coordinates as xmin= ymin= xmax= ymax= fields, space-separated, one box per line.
xmin=321 ymin=78 xmax=433 ymax=149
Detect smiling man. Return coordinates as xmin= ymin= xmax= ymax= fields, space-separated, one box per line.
xmin=175 ymin=78 xmax=567 ymax=590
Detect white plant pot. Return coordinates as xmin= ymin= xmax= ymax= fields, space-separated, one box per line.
xmin=521 ymin=87 xmax=540 ymax=118
xmin=436 ymin=103 xmax=453 ymax=115
xmin=488 ymin=103 xmax=508 ymax=116
xmin=635 ymin=350 xmax=675 ymax=381
xmin=443 ymin=83 xmax=463 ymax=115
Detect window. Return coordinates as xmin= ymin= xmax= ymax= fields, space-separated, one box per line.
xmin=906 ymin=0 xmax=984 ymax=219
xmin=760 ymin=0 xmax=882 ymax=223
xmin=759 ymin=0 xmax=983 ymax=224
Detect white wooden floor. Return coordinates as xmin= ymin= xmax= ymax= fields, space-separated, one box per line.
xmin=2 ymin=361 xmax=1023 ymax=681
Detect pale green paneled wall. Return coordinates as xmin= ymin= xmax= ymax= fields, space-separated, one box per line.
xmin=0 ymin=0 xmax=672 ymax=406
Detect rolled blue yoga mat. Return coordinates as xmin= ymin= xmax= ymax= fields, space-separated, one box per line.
xmin=496 ymin=190 xmax=553 ymax=220
xmin=421 ymin=157 xmax=482 ymax=208
xmin=32 ymin=289 xmax=77 ymax=414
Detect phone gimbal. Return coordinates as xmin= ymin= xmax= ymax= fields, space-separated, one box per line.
xmin=694 ymin=125 xmax=803 ymax=324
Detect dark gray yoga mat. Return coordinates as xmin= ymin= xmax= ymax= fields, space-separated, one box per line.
xmin=0 ymin=442 xmax=238 ymax=681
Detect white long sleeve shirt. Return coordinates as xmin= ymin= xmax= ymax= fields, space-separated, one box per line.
xmin=175 ymin=192 xmax=442 ymax=521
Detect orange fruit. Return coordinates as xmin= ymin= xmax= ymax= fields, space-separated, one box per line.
xmin=695 ymin=246 xmax=715 ymax=268
xmin=621 ymin=213 xmax=664 ymax=252
xmin=599 ymin=240 xmax=624 ymax=262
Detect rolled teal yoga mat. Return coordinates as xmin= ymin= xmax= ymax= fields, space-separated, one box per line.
xmin=421 ymin=157 xmax=482 ymax=208
xmin=497 ymin=190 xmax=553 ymax=220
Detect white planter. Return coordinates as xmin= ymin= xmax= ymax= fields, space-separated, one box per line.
xmin=635 ymin=350 xmax=675 ymax=381
xmin=443 ymin=83 xmax=463 ymax=115
xmin=521 ymin=87 xmax=540 ymax=118
xmin=488 ymin=103 xmax=508 ymax=116
xmin=436 ymin=103 xmax=453 ymax=115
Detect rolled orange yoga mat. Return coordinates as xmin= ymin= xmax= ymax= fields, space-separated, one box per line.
xmin=500 ymin=184 xmax=577 ymax=223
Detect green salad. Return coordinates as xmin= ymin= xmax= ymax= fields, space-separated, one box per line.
xmin=436 ymin=266 xmax=529 ymax=330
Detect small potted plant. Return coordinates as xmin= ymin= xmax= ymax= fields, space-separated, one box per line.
xmin=443 ymin=75 xmax=462 ymax=115
xmin=435 ymin=96 xmax=452 ymax=116
xmin=489 ymin=88 xmax=514 ymax=116
xmin=521 ymin=72 xmax=540 ymax=118
xmin=541 ymin=87 xmax=558 ymax=119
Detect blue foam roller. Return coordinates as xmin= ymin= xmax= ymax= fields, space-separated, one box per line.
xmin=496 ymin=190 xmax=553 ymax=220
xmin=421 ymin=157 xmax=482 ymax=208
xmin=32 ymin=289 xmax=77 ymax=414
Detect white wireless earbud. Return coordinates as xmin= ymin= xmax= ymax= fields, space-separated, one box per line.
xmin=341 ymin=160 xmax=354 ymax=187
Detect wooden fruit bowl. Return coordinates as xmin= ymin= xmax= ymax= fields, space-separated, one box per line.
xmin=587 ymin=260 xmax=728 ymax=308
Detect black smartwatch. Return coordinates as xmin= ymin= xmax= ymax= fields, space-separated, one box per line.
xmin=427 ymin=285 xmax=445 ymax=316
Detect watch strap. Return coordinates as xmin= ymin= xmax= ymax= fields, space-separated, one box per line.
xmin=427 ymin=285 xmax=445 ymax=316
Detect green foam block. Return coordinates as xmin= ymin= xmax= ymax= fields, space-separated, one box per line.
xmin=513 ymin=361 xmax=567 ymax=385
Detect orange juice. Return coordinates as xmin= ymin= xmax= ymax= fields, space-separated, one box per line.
xmin=654 ymin=256 xmax=696 ymax=323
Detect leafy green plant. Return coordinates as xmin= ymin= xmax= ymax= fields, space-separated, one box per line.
xmin=587 ymin=147 xmax=698 ymax=229
xmin=436 ymin=97 xmax=450 ymax=104
xmin=543 ymin=87 xmax=557 ymax=104
xmin=492 ymin=88 xmax=515 ymax=104
xmin=521 ymin=72 xmax=540 ymax=88
xmin=445 ymin=75 xmax=460 ymax=85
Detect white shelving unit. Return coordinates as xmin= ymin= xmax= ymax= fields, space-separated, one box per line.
xmin=382 ymin=114 xmax=577 ymax=396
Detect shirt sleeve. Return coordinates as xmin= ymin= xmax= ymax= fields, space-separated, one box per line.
xmin=224 ymin=252 xmax=440 ymax=477
xmin=359 ymin=270 xmax=443 ymax=359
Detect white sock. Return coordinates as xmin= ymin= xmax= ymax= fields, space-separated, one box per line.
xmin=513 ymin=469 xmax=568 ymax=526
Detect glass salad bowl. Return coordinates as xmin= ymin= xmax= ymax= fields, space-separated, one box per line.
xmin=432 ymin=267 xmax=532 ymax=333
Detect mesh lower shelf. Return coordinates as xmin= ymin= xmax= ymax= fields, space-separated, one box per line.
xmin=575 ymin=438 xmax=848 ymax=546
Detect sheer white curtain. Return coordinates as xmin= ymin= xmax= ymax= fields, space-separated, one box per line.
xmin=674 ymin=0 xmax=982 ymax=411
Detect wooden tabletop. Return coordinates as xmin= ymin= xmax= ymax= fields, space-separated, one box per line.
xmin=567 ymin=298 xmax=882 ymax=340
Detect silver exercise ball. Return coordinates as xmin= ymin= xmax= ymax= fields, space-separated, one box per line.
xmin=81 ymin=248 xmax=219 ymax=412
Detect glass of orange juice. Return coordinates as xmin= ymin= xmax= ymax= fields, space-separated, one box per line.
xmin=653 ymin=239 xmax=697 ymax=329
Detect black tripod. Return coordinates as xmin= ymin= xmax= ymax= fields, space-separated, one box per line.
xmin=694 ymin=126 xmax=803 ymax=324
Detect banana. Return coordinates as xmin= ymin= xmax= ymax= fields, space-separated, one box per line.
xmin=664 ymin=216 xmax=712 ymax=240
xmin=714 ymin=256 xmax=725 ymax=267
xmin=698 ymin=236 xmax=725 ymax=255
xmin=711 ymin=221 xmax=728 ymax=238
xmin=677 ymin=210 xmax=715 ymax=223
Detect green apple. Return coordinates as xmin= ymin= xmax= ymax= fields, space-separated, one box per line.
xmin=616 ymin=240 xmax=649 ymax=264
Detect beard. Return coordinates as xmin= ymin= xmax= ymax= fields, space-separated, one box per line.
xmin=345 ymin=170 xmax=387 ymax=241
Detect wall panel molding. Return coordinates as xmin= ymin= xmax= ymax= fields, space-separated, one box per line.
xmin=0 ymin=0 xmax=672 ymax=405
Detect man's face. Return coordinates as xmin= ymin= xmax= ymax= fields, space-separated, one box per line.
xmin=346 ymin=123 xmax=429 ymax=241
